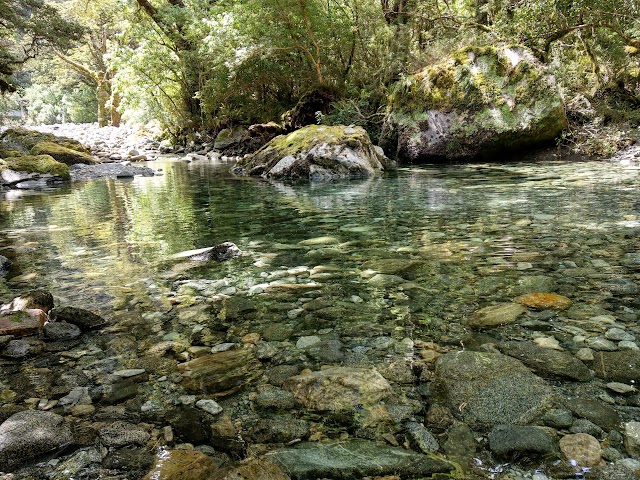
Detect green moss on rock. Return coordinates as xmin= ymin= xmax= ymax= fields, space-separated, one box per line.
xmin=381 ymin=45 xmax=567 ymax=162
xmin=30 ymin=141 xmax=96 ymax=166
xmin=4 ymin=155 xmax=70 ymax=180
xmin=0 ymin=148 xmax=24 ymax=159
xmin=1 ymin=127 xmax=90 ymax=154
xmin=233 ymin=125 xmax=392 ymax=181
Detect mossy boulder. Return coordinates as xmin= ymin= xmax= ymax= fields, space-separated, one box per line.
xmin=232 ymin=125 xmax=392 ymax=181
xmin=380 ymin=45 xmax=567 ymax=162
xmin=30 ymin=141 xmax=96 ymax=165
xmin=1 ymin=127 xmax=90 ymax=154
xmin=1 ymin=155 xmax=70 ymax=181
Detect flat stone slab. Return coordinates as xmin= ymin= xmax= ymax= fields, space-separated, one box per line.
xmin=266 ymin=439 xmax=456 ymax=479
xmin=0 ymin=310 xmax=46 ymax=337
xmin=434 ymin=350 xmax=556 ymax=428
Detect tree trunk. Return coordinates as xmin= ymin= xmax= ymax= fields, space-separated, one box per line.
xmin=111 ymin=91 xmax=122 ymax=127
xmin=97 ymin=80 xmax=110 ymax=127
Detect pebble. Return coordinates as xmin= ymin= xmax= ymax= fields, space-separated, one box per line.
xmin=606 ymin=382 xmax=637 ymax=394
xmin=605 ymin=328 xmax=635 ymax=342
xmin=195 ymin=399 xmax=223 ymax=415
xmin=588 ymin=337 xmax=618 ymax=351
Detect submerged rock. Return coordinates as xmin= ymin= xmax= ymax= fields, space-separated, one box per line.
xmin=433 ymin=350 xmax=556 ymax=429
xmin=232 ymin=125 xmax=392 ymax=181
xmin=515 ymin=292 xmax=572 ymax=310
xmin=488 ymin=425 xmax=556 ymax=456
xmin=559 ymin=433 xmax=602 ymax=467
xmin=267 ymin=439 xmax=456 ymax=479
xmin=143 ymin=449 xmax=218 ymax=480
xmin=0 ymin=410 xmax=73 ymax=472
xmin=465 ymin=303 xmax=526 ymax=328
xmin=283 ymin=366 xmax=392 ymax=412
xmin=172 ymin=242 xmax=242 ymax=262
xmin=499 ymin=340 xmax=592 ymax=381
xmin=50 ymin=306 xmax=107 ymax=331
xmin=179 ymin=348 xmax=263 ymax=396
xmin=380 ymin=45 xmax=566 ymax=161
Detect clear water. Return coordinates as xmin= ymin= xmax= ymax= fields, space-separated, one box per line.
xmin=1 ymin=157 xmax=640 ymax=342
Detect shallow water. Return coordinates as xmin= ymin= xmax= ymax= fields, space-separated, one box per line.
xmin=2 ymin=157 xmax=640 ymax=334
xmin=3 ymin=156 xmax=640 ymax=478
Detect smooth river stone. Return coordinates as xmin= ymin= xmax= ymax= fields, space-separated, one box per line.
xmin=514 ymin=292 xmax=572 ymax=311
xmin=143 ymin=449 xmax=217 ymax=480
xmin=283 ymin=367 xmax=392 ymax=412
xmin=465 ymin=303 xmax=526 ymax=328
xmin=559 ymin=433 xmax=602 ymax=467
xmin=179 ymin=348 xmax=263 ymax=397
xmin=267 ymin=439 xmax=456 ymax=479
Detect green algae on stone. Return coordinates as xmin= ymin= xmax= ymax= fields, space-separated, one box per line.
xmin=1 ymin=127 xmax=90 ymax=154
xmin=3 ymin=155 xmax=70 ymax=180
xmin=232 ymin=125 xmax=392 ymax=180
xmin=380 ymin=45 xmax=567 ymax=162
xmin=30 ymin=141 xmax=96 ymax=165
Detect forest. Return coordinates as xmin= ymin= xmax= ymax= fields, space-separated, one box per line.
xmin=1 ymin=0 xmax=640 ymax=156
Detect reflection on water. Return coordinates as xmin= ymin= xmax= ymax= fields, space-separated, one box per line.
xmin=1 ymin=157 xmax=639 ymax=332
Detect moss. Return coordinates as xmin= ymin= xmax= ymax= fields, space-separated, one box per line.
xmin=4 ymin=155 xmax=71 ymax=180
xmin=0 ymin=148 xmax=23 ymax=159
xmin=0 ymin=127 xmax=90 ymax=155
xmin=30 ymin=141 xmax=96 ymax=166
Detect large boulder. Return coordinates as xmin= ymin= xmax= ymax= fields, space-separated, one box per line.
xmin=433 ymin=350 xmax=556 ymax=429
xmin=232 ymin=125 xmax=392 ymax=181
xmin=0 ymin=127 xmax=90 ymax=154
xmin=0 ymin=410 xmax=73 ymax=471
xmin=380 ymin=45 xmax=567 ymax=162
xmin=267 ymin=439 xmax=456 ymax=479
xmin=30 ymin=141 xmax=96 ymax=166
xmin=1 ymin=155 xmax=70 ymax=183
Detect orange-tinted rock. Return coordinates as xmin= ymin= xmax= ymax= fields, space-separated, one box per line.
xmin=143 ymin=449 xmax=217 ymax=480
xmin=0 ymin=309 xmax=47 ymax=337
xmin=211 ymin=458 xmax=291 ymax=480
xmin=515 ymin=293 xmax=572 ymax=311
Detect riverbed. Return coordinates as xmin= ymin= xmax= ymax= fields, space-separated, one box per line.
xmin=1 ymin=153 xmax=640 ymax=479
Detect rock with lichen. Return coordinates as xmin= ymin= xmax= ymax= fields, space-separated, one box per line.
xmin=380 ymin=45 xmax=566 ymax=162
xmin=232 ymin=125 xmax=392 ymax=181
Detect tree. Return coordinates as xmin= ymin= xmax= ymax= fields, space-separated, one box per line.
xmin=0 ymin=0 xmax=83 ymax=92
xmin=54 ymin=0 xmax=124 ymax=126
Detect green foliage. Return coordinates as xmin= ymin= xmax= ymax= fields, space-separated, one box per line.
xmin=0 ymin=0 xmax=83 ymax=92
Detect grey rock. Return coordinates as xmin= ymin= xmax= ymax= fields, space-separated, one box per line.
xmin=542 ymin=408 xmax=574 ymax=428
xmin=248 ymin=415 xmax=310 ymax=444
xmin=588 ymin=337 xmax=618 ymax=351
xmin=50 ymin=306 xmax=106 ymax=331
xmin=433 ymin=351 xmax=556 ymax=428
xmin=0 ymin=410 xmax=73 ymax=472
xmin=488 ymin=425 xmax=556 ymax=456
xmin=267 ymin=439 xmax=455 ymax=479
xmin=499 ymin=340 xmax=592 ymax=381
xmin=567 ymin=398 xmax=621 ymax=431
xmin=44 ymin=321 xmax=82 ymax=340
xmin=406 ymin=422 xmax=440 ymax=453
xmin=195 ymin=399 xmax=223 ymax=415
xmin=99 ymin=421 xmax=150 ymax=447
xmin=2 ymin=338 xmax=45 ymax=358
xmin=594 ymin=350 xmax=640 ymax=383
xmin=570 ymin=419 xmax=605 ymax=437
xmin=0 ymin=255 xmax=11 ymax=277
xmin=255 ymin=384 xmax=296 ymax=410
xmin=605 ymin=328 xmax=635 ymax=342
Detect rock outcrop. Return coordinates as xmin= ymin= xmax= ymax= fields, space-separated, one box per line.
xmin=380 ymin=45 xmax=566 ymax=162
xmin=232 ymin=125 xmax=392 ymax=181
